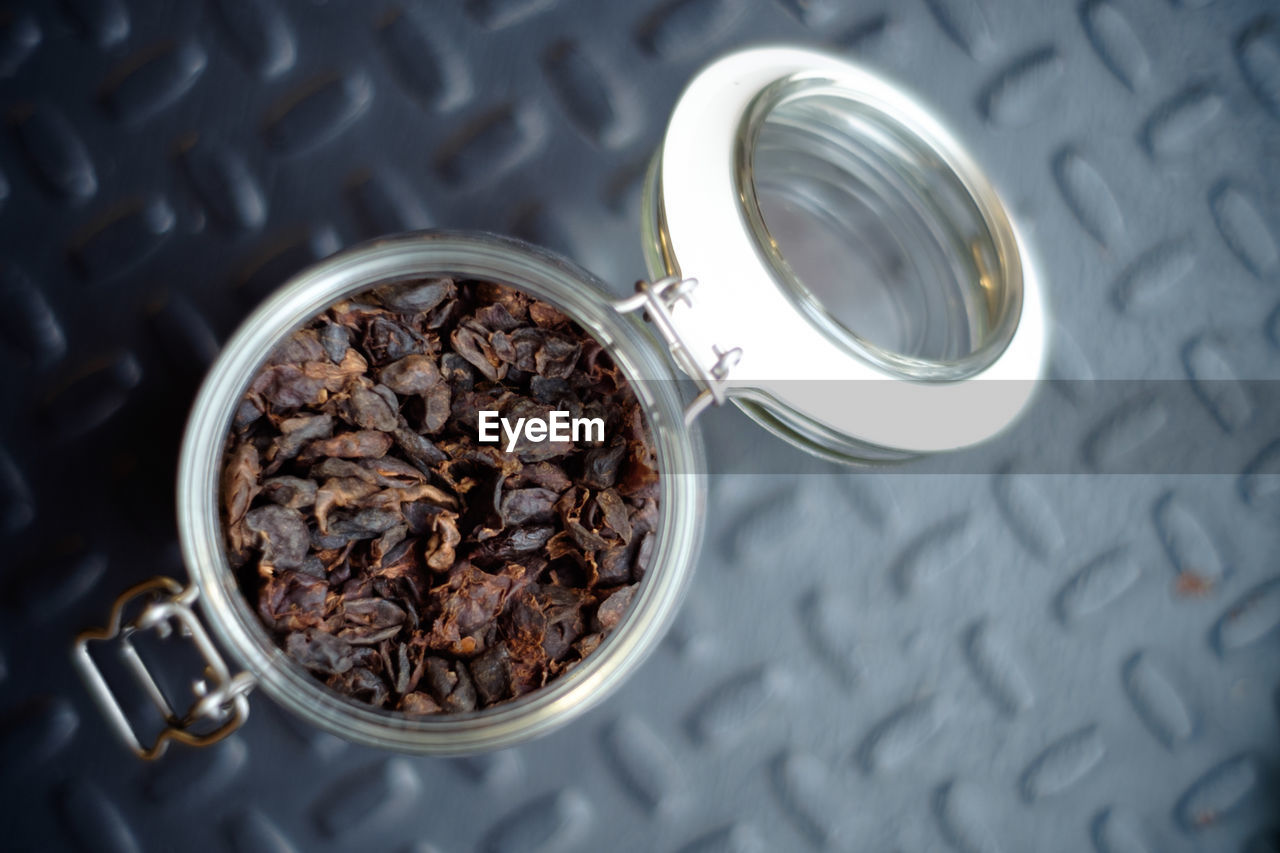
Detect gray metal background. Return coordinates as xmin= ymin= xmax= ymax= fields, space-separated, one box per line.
xmin=1 ymin=0 xmax=1277 ymax=851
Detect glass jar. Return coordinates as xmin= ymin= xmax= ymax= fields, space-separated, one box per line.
xmin=74 ymin=45 xmax=1044 ymax=759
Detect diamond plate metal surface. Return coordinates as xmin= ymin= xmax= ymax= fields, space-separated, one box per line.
xmin=1 ymin=0 xmax=1278 ymax=851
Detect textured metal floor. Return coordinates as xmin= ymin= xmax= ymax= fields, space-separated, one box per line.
xmin=1 ymin=0 xmax=1278 ymax=851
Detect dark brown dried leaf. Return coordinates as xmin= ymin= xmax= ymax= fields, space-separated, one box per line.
xmin=344 ymin=384 xmax=398 ymax=431
xmin=319 ymin=322 xmax=349 ymax=363
xmin=513 ymin=461 xmax=573 ymax=492
xmin=301 ymin=430 xmax=393 ymax=461
xmin=326 ymin=666 xmax=389 ymax=706
xmin=469 ymin=643 xmax=511 ymax=706
xmin=423 ymin=657 xmax=476 ymax=712
xmin=260 ymin=476 xmax=316 ymax=509
xmin=451 ymin=322 xmax=506 ymax=382
xmin=378 ymin=354 xmax=441 ymax=395
xmin=426 ymin=562 xmax=531 ymax=649
xmin=500 ymin=487 xmax=559 ymax=526
xmin=421 ymin=383 xmax=451 ymax=433
xmin=252 ymin=364 xmax=326 ymax=408
xmin=596 ymin=488 xmax=632 ymax=545
xmin=580 ymin=441 xmax=626 ymax=489
xmin=534 ymin=332 xmax=582 ymax=379
xmin=259 ymin=570 xmax=330 ymax=631
xmin=528 ymin=300 xmax=569 ymax=328
xmin=473 ymin=301 xmax=522 ymax=331
xmin=392 ymin=425 xmax=449 ymax=470
xmin=269 ymin=415 xmax=334 ymax=469
xmin=363 ymin=315 xmax=430 ymax=365
xmin=223 ymin=443 xmax=260 ymax=533
xmin=423 ymin=508 xmax=461 ymax=571
xmin=594 ymin=584 xmax=637 ymax=632
xmin=372 ymin=278 xmax=455 ymax=314
xmin=245 ymin=504 xmax=311 ymax=572
xmin=286 ymin=628 xmax=354 ymax=675
xmin=267 ymin=329 xmax=326 ymax=365
xmin=328 ymin=507 xmax=401 ymax=539
xmin=398 ymin=692 xmax=442 ymax=715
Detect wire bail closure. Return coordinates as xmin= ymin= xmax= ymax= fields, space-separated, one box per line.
xmin=613 ymin=275 xmax=742 ymax=425
xmin=72 ymin=576 xmax=256 ymax=760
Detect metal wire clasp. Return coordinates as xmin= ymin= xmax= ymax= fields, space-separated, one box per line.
xmin=72 ymin=577 xmax=256 ymax=760
xmin=613 ymin=276 xmax=742 ymax=425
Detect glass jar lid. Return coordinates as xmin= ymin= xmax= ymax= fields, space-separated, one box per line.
xmin=642 ymin=46 xmax=1046 ymax=461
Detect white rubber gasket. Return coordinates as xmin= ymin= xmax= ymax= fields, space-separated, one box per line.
xmin=657 ymin=46 xmax=1046 ymax=455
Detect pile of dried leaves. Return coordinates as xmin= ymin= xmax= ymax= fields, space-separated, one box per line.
xmin=221 ymin=277 xmax=659 ymax=714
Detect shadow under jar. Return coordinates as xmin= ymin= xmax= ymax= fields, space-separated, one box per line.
xmin=74 ymin=46 xmax=1044 ymax=758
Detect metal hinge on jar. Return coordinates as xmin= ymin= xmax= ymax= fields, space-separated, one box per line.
xmin=72 ymin=577 xmax=256 ymax=760
xmin=613 ymin=276 xmax=742 ymax=425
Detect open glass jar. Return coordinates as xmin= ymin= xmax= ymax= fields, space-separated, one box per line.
xmin=74 ymin=46 xmax=1044 ymax=758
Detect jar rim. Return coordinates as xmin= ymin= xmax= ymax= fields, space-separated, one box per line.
xmin=177 ymin=231 xmax=704 ymax=753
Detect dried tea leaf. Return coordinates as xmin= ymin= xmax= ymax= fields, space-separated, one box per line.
xmin=426 ymin=563 xmax=530 ymax=649
xmin=500 ymin=487 xmax=559 ymax=526
xmin=633 ymin=530 xmax=655 ymax=582
xmin=233 ymin=397 xmax=264 ymax=429
xmin=474 ymin=301 xmax=522 ymax=331
xmin=423 ymin=509 xmax=461 ymax=571
xmin=534 ymin=332 xmax=582 ymax=379
xmin=267 ymin=329 xmax=326 ymax=365
xmin=556 ymin=488 xmax=609 ymax=551
xmin=372 ymin=277 xmax=455 ymax=313
xmin=515 ymin=461 xmax=573 ymax=492
xmin=223 ymin=443 xmax=260 ymax=559
xmin=451 ymin=321 xmax=506 ymax=382
xmin=595 ymin=543 xmax=634 ymax=586
xmin=423 ymin=657 xmax=477 ymax=712
xmin=259 ymin=570 xmax=330 ymax=631
xmin=529 ymin=300 xmax=569 ymax=328
xmin=473 ymin=280 xmax=529 ymax=319
xmin=252 ymin=364 xmax=326 ymax=408
xmin=286 ymin=628 xmax=354 ymax=675
xmin=393 ymin=426 xmax=448 ymax=469
xmin=319 ymin=322 xmax=350 ymax=363
xmin=269 ymin=415 xmax=334 ymax=469
xmin=379 ymin=355 xmax=441 ymax=395
xmin=338 ymin=596 xmax=406 ymax=644
xmin=327 ymin=666 xmax=389 ymax=706
xmin=399 ymin=692 xmax=442 ymax=715
xmin=469 ymin=643 xmax=512 ymax=705
xmin=594 ymin=584 xmax=637 ymax=632
xmin=580 ymin=441 xmax=626 ymax=489
xmin=363 ymin=315 xmax=429 ymax=365
xmin=618 ymin=443 xmax=659 ymax=498
xmin=301 ymin=430 xmax=393 ymax=461
xmin=421 ymin=383 xmax=451 ymax=433
xmin=260 ymin=476 xmax=316 ymax=509
xmin=344 ymin=384 xmax=398 ymax=431
xmin=314 ymin=477 xmax=379 ymax=533
xmin=245 ymin=505 xmax=310 ymax=572
xmin=328 ymin=508 xmax=401 ymax=539
xmin=596 ymin=488 xmax=632 ymax=545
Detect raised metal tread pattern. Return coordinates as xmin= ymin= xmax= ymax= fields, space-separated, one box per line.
xmin=0 ymin=1 xmax=1276 ymax=851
